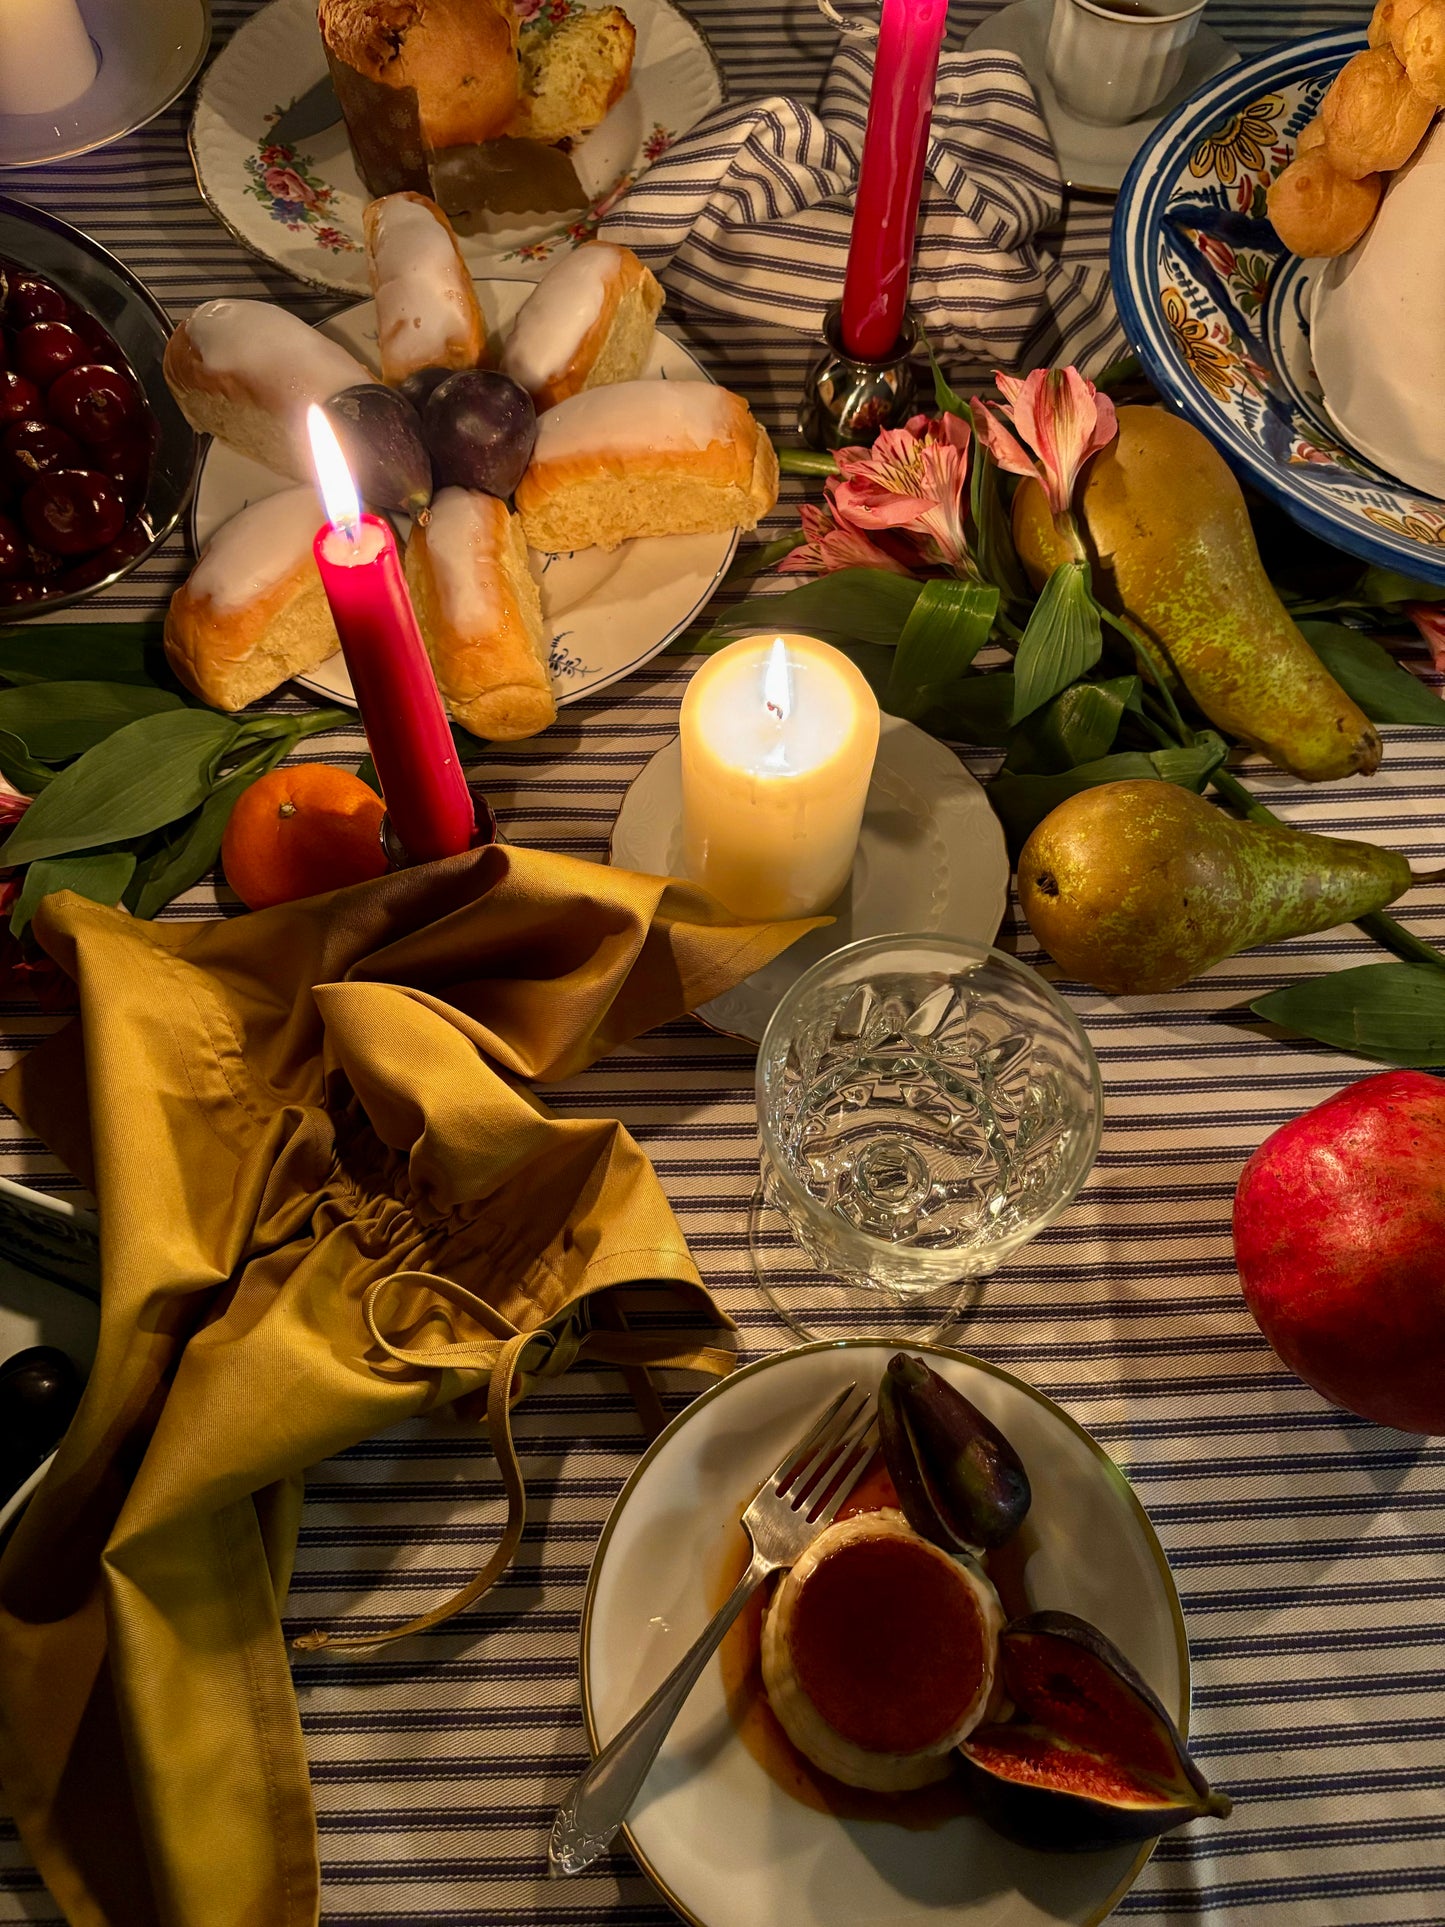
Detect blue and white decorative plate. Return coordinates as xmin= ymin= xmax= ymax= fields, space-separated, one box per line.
xmin=1112 ymin=30 xmax=1445 ymax=587
xmin=193 ymin=279 xmax=738 ymax=714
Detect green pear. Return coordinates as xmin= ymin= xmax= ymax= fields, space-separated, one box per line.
xmin=1013 ymin=407 xmax=1381 ymax=783
xmin=1018 ymin=780 xmax=1412 ymax=993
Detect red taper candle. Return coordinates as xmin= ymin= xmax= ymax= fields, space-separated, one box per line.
xmin=306 ymin=407 xmax=475 ymax=865
xmin=839 ymin=0 xmax=949 ymax=362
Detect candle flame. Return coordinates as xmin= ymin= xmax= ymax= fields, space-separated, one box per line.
xmin=763 ymin=637 xmax=792 ymax=724
xmin=306 ymin=403 xmax=361 ymax=537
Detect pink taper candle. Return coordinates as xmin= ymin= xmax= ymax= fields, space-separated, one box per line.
xmin=306 ymin=408 xmax=475 ymax=865
xmin=839 ymin=0 xmax=949 ymax=362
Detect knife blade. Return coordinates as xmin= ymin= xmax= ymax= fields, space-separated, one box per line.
xmin=268 ymin=76 xmax=342 ymax=149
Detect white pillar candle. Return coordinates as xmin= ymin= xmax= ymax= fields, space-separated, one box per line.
xmin=0 ymin=0 xmax=98 ymax=116
xmin=680 ymin=632 xmax=881 ymax=921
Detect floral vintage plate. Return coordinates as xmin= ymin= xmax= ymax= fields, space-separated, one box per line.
xmin=188 ymin=0 xmax=724 ymax=291
xmin=191 ymin=279 xmax=737 ymax=712
xmin=609 ymin=718 xmax=1010 ymax=1042
xmin=582 ymin=1338 xmax=1190 ymax=1927
xmin=1112 ymin=29 xmax=1445 ymax=586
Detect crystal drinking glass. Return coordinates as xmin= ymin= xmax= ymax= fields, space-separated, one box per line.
xmin=751 ymin=934 xmax=1103 ymax=1339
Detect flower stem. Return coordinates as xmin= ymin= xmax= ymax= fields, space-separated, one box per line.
xmin=778 ymin=448 xmax=841 ymax=477
xmin=1098 ymin=605 xmax=1193 ymax=743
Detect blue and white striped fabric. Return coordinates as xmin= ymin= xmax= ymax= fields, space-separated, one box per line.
xmin=3 ymin=1 xmax=1445 ymax=1924
xmin=600 ymin=39 xmax=1127 ymax=372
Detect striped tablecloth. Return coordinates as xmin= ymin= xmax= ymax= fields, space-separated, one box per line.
xmin=5 ymin=2 xmax=1445 ymax=1922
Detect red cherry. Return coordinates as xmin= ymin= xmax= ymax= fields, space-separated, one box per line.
xmin=96 ymin=430 xmax=152 ymax=506
xmin=0 ymin=579 xmax=49 ymax=607
xmin=45 ymin=363 xmax=138 ymax=445
xmin=0 ymin=513 xmax=24 ymax=580
xmin=21 ymin=469 xmax=125 ymax=557
xmin=0 ymin=372 xmax=41 ymax=427
xmin=13 ymin=321 xmax=86 ymax=388
xmin=24 ymin=538 xmax=64 ymax=579
xmin=7 ymin=275 xmax=69 ymax=325
xmin=1 ymin=419 xmax=83 ymax=495
xmin=58 ymin=518 xmax=150 ymax=591
xmin=67 ymin=311 xmax=120 ymax=359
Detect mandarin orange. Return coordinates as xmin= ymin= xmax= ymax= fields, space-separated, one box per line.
xmin=221 ymin=764 xmax=388 ymax=910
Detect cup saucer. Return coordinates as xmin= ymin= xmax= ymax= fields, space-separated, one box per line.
xmin=608 ymin=715 xmax=1009 ymax=1044
xmin=963 ymin=0 xmax=1238 ymax=196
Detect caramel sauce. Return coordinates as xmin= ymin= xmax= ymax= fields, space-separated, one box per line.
xmin=710 ymin=1458 xmax=1037 ymax=1828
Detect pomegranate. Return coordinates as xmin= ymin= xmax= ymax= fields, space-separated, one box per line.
xmin=1233 ymin=1070 xmax=1445 ymax=1434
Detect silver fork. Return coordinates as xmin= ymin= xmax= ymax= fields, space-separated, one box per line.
xmin=548 ymin=1382 xmax=878 ymax=1876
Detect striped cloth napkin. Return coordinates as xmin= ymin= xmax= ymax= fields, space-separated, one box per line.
xmin=598 ymin=37 xmax=1127 ymax=375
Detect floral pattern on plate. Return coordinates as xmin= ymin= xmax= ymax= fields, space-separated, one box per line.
xmin=190 ymin=0 xmax=724 ymax=291
xmin=1112 ymin=29 xmax=1445 ymax=587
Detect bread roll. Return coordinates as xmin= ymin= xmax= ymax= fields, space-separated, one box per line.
xmin=164 ymin=300 xmax=377 ymax=479
xmin=1402 ymin=0 xmax=1445 ymax=103
xmin=515 ymin=382 xmax=779 ymax=553
xmin=1320 ymin=46 xmax=1434 ymax=176
xmin=1296 ymin=115 xmax=1327 ymax=154
xmin=405 ymin=487 xmax=555 ymax=740
xmin=1268 ymin=151 xmax=1382 ymax=256
xmin=499 ymin=242 xmax=663 ymax=410
xmin=511 ymin=6 xmax=635 ymax=143
xmin=1370 ymin=0 xmax=1431 ymax=58
xmin=164 ymin=488 xmax=340 ymax=711
xmin=364 ymin=192 xmax=486 ymax=385
xmin=318 ymin=0 xmax=519 ymax=198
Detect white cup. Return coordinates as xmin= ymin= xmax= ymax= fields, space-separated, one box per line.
xmin=1045 ymin=0 xmax=1206 ymax=127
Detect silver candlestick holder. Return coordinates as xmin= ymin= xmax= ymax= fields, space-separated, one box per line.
xmin=799 ymin=302 xmax=921 ymax=450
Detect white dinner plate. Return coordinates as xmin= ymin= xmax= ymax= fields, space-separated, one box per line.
xmin=609 ymin=717 xmax=1011 ymax=1041
xmin=188 ymin=0 xmax=724 ymax=290
xmin=582 ymin=1338 xmax=1189 ymax=1927
xmin=191 ymin=279 xmax=738 ymax=714
xmin=963 ymin=0 xmax=1237 ymax=197
xmin=0 ymin=0 xmax=209 ymax=170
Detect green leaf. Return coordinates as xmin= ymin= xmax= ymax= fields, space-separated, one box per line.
xmin=1010 ymin=562 xmax=1103 ymax=722
xmin=885 ymin=580 xmax=998 ymax=719
xmin=0 ymin=728 xmax=54 ymax=794
xmin=1298 ymin=621 xmax=1445 ymax=727
xmin=926 ymin=334 xmax=968 ymax=419
xmin=723 ymin=534 xmax=804 ymax=585
xmin=0 ymin=681 xmax=185 ymax=760
xmin=1094 ymin=353 xmax=1143 ymax=393
xmin=131 ymin=741 xmax=288 ymax=920
xmin=988 ymin=736 xmax=1226 ymax=850
xmin=10 ymin=849 xmax=135 ymax=938
xmin=776 ymin=448 xmax=841 ymax=478
xmin=916 ymin=673 xmax=1017 ymax=746
xmin=970 ymin=446 xmax=1031 ymax=607
xmin=0 ymin=709 xmax=238 ymax=867
xmin=1252 ymin=962 xmax=1445 ymax=1066
xmin=708 ymin=570 xmax=923 ymax=647
xmin=1354 ymin=566 xmax=1445 ymax=608
xmin=355 ymin=753 xmax=381 ymax=796
xmin=0 ymin=622 xmax=169 ymax=687
xmin=1005 ymin=675 xmax=1140 ymax=774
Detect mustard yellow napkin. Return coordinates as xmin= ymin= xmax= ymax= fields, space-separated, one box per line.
xmin=0 ymin=844 xmax=817 ymax=1927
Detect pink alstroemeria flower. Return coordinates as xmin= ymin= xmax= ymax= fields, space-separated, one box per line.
xmin=970 ymin=367 xmax=1118 ymax=519
xmin=829 ymin=411 xmax=973 ymax=573
xmin=1406 ymin=601 xmax=1445 ymax=675
xmin=0 ymin=774 xmax=29 ymax=828
xmin=777 ymin=501 xmax=916 ymax=577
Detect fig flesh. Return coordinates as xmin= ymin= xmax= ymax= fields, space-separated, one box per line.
xmin=321 ymin=384 xmax=432 ymax=519
xmin=958 ymin=1611 xmax=1231 ymax=1851
xmin=877 ymin=1354 xmax=1031 ymax=1553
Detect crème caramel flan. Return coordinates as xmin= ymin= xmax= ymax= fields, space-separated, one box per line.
xmin=761 ymin=1508 xmax=1005 ymax=1792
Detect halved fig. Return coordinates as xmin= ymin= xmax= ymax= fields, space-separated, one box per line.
xmin=958 ymin=1611 xmax=1231 ymax=1851
xmin=878 ymin=1354 xmax=1031 ymax=1553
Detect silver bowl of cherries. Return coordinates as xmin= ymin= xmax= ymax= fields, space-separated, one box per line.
xmin=0 ymin=195 xmax=198 ymax=615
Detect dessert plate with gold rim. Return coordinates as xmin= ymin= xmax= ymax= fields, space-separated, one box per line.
xmin=188 ymin=0 xmax=725 ymax=292
xmin=191 ymin=278 xmax=738 ymax=714
xmin=609 ymin=718 xmax=1010 ymax=1043
xmin=582 ymin=1339 xmax=1189 ymax=1927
